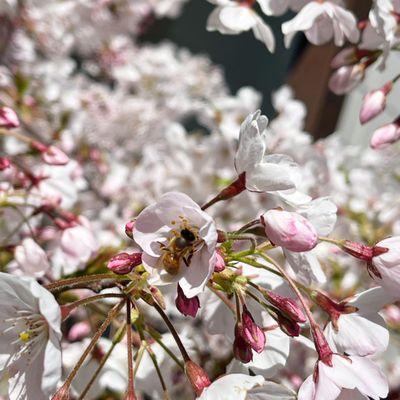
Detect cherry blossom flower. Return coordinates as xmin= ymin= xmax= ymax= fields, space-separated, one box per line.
xmin=282 ymin=1 xmax=360 ymax=47
xmin=298 ymin=354 xmax=388 ymax=400
xmin=196 ymin=374 xmax=265 ymax=400
xmin=235 ymin=111 xmax=299 ymax=193
xmin=60 ymin=223 xmax=100 ymax=269
xmin=9 ymin=238 xmax=50 ymax=278
xmin=133 ymin=192 xmax=217 ymax=298
xmin=206 ymin=0 xmax=275 ymax=52
xmin=323 ymin=287 xmax=390 ymax=356
xmin=371 ymin=236 xmax=400 ymax=296
xmin=0 ymin=272 xmax=62 ymax=400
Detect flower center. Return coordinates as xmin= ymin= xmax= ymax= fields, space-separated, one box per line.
xmin=159 ymin=217 xmax=203 ymax=275
xmin=2 ymin=310 xmax=48 ymax=368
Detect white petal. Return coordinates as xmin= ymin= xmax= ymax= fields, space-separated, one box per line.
xmin=248 ymin=381 xmax=296 ymax=399
xmin=235 ymin=111 xmax=266 ymax=174
xmin=257 ymin=0 xmax=289 ymax=16
xmin=198 ymin=374 xmax=265 ymax=400
xmin=219 ymin=6 xmax=257 ymax=32
xmin=325 ymin=313 xmax=389 ymax=356
xmin=284 ymin=250 xmax=326 ymax=285
xmin=298 ymin=198 xmax=337 ymax=236
xmin=252 ymin=19 xmax=275 ymax=52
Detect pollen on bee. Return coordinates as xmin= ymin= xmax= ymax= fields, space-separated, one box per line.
xmin=19 ymin=331 xmax=30 ymax=342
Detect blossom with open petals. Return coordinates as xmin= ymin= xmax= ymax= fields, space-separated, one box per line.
xmin=133 ymin=192 xmax=217 ymax=298
xmin=298 ymin=354 xmax=388 ymax=400
xmin=0 ymin=273 xmax=62 ymax=400
xmin=235 ymin=111 xmax=299 ymax=193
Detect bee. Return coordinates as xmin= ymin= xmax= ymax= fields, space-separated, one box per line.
xmin=160 ymin=228 xmax=200 ymax=275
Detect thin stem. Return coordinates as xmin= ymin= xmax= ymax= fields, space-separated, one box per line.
xmin=133 ymin=343 xmax=146 ymax=377
xmin=146 ymin=344 xmax=169 ymax=395
xmin=0 ymin=128 xmax=33 ymax=144
xmin=201 ymin=195 xmax=222 ymax=211
xmin=318 ymin=236 xmax=344 ymax=247
xmin=231 ymin=256 xmax=281 ymax=277
xmin=135 ymin=323 xmax=170 ymax=398
xmin=78 ymin=324 xmax=127 ymax=400
xmin=227 ymin=233 xmax=256 ymax=251
xmin=245 ymin=289 xmax=273 ymax=312
xmin=147 ymin=328 xmax=184 ymax=371
xmin=62 ymin=293 xmax=125 ymax=317
xmin=153 ymin=302 xmax=190 ymax=362
xmin=207 ymin=285 xmax=235 ymax=313
xmin=235 ymin=218 xmax=261 ymax=233
xmin=201 ymin=174 xmax=246 ymax=210
xmin=126 ymin=300 xmax=136 ymax=397
xmin=45 ymin=273 xmax=128 ymax=291
xmin=58 ymin=301 xmax=125 ymax=392
xmin=234 ymin=291 xmax=241 ymax=321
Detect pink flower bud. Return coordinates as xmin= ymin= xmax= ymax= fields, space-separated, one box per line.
xmin=329 ymin=64 xmax=365 ymax=95
xmin=240 ymin=305 xmax=265 ymax=353
xmin=370 ymin=120 xmax=400 ymax=149
xmin=266 ymin=291 xmax=306 ymax=323
xmin=214 ymin=250 xmax=225 ymax=272
xmin=0 ymin=106 xmax=19 ymax=129
xmin=360 ymin=83 xmax=392 ymax=124
xmin=107 ymin=252 xmax=142 ymax=275
xmin=41 ymin=145 xmax=70 ymax=166
xmin=31 ymin=141 xmax=70 ymax=165
xmin=0 ymin=157 xmax=10 ymax=170
xmin=261 ymin=210 xmax=318 ymax=252
xmin=330 ymin=47 xmax=357 ymax=69
xmin=68 ymin=321 xmax=91 ymax=341
xmin=125 ymin=220 xmax=135 ymax=239
xmin=175 ymin=284 xmax=200 ymax=317
xmin=233 ymin=326 xmax=253 ymax=363
xmin=185 ymin=360 xmax=211 ymax=396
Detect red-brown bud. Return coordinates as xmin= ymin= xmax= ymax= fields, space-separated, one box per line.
xmin=312 ymin=325 xmax=333 ymax=366
xmin=265 ymin=291 xmax=306 ymax=323
xmin=175 ymin=284 xmax=200 ymax=318
xmin=185 ymin=360 xmax=211 ymax=396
